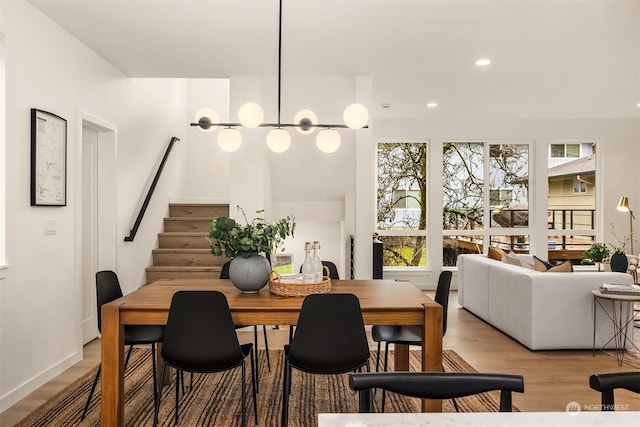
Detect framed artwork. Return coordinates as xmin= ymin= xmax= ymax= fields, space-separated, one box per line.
xmin=31 ymin=109 xmax=67 ymax=206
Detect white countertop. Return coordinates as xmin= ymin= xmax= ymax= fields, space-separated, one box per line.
xmin=318 ymin=411 xmax=640 ymax=427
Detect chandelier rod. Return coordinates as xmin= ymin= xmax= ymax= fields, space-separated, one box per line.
xmin=277 ymin=0 xmax=283 ymax=127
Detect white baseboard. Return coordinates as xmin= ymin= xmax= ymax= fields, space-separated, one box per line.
xmin=0 ymin=350 xmax=82 ymax=414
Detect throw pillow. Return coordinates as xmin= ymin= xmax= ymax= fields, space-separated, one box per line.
xmin=504 ymin=251 xmax=523 ymax=267
xmin=488 ymin=246 xmax=505 ymax=261
xmin=533 ymin=255 xmax=554 ymax=272
xmin=548 ymin=261 xmax=573 ymax=272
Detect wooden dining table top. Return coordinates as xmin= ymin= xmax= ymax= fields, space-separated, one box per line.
xmin=108 ymin=278 xmax=439 ymax=326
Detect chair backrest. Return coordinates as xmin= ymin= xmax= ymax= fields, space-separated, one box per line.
xmin=161 ymin=290 xmax=245 ymax=372
xmin=95 ymin=270 xmax=124 ymax=333
xmin=288 ymin=293 xmax=369 ymax=373
xmin=434 ymin=270 xmax=452 ymax=335
xmin=589 ymin=372 xmax=640 ymax=410
xmin=349 ymin=371 xmax=524 ymax=413
xmin=299 ymin=261 xmax=340 ymax=279
xmin=220 ymin=261 xmax=230 ymax=279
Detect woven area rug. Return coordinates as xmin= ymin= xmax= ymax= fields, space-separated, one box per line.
xmin=17 ymin=349 xmax=512 ymax=426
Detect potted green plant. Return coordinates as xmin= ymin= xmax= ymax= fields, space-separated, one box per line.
xmin=208 ymin=206 xmax=295 ymax=292
xmin=582 ymin=242 xmax=610 ymax=271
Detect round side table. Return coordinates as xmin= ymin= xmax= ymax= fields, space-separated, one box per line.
xmin=592 ymin=289 xmax=640 ymax=366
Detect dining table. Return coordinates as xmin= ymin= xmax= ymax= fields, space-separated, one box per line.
xmin=100 ymin=278 xmax=443 ymax=426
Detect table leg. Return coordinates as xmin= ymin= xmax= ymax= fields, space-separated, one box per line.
xmin=101 ymin=304 xmax=124 ymax=426
xmin=393 ymin=344 xmax=410 ymax=371
xmin=422 ymin=303 xmax=443 ymax=412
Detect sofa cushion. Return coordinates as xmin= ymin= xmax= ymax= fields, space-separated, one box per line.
xmin=504 ymin=251 xmax=524 ymax=266
xmin=548 ymin=261 xmax=573 ymax=272
xmin=533 ymin=256 xmax=554 ymax=271
xmin=488 ymin=246 xmax=505 ymax=261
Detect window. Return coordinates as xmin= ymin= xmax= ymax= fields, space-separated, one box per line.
xmin=442 ymin=141 xmax=530 ymax=266
xmin=550 ymin=143 xmax=580 ymax=158
xmin=547 ymin=143 xmax=597 ymax=263
xmin=376 ymin=142 xmax=427 ymax=267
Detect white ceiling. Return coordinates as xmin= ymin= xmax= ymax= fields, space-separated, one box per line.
xmin=29 ymin=0 xmax=640 ymax=120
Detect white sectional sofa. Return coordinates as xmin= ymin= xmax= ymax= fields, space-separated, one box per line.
xmin=457 ymin=254 xmax=634 ymax=350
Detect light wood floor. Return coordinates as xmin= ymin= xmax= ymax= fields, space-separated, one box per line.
xmin=1 ymin=291 xmax=638 ymax=425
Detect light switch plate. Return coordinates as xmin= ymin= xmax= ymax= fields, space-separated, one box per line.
xmin=45 ymin=219 xmax=57 ymax=235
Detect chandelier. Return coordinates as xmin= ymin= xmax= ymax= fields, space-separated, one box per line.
xmin=191 ymin=0 xmax=369 ymax=154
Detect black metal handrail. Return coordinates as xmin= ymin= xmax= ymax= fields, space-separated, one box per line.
xmin=124 ymin=136 xmax=180 ymax=242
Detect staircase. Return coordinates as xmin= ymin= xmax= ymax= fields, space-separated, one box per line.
xmin=145 ymin=203 xmax=229 ymax=283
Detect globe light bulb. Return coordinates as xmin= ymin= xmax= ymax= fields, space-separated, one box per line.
xmin=316 ymin=129 xmax=341 ymax=153
xmin=293 ymin=109 xmax=318 ymax=134
xmin=194 ymin=108 xmax=219 ymax=133
xmin=238 ymin=102 xmax=264 ymax=128
xmin=217 ymin=128 xmax=242 ymax=152
xmin=266 ymin=128 xmax=291 ymax=153
xmin=343 ymin=103 xmax=369 ymax=129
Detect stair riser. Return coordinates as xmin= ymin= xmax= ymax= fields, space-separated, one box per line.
xmin=169 ymin=204 xmax=229 ymax=218
xmin=152 ymin=251 xmax=223 ymax=266
xmin=159 ymin=235 xmax=210 ymax=249
xmin=146 ymin=269 xmax=221 ymax=282
xmin=163 ymin=218 xmax=211 ymax=232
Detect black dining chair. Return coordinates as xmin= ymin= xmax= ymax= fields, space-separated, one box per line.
xmin=349 ymin=371 xmax=525 ymax=413
xmin=221 ymin=261 xmax=271 ymax=375
xmin=589 ymin=371 xmax=640 ymax=410
xmin=81 ymin=270 xmax=164 ymax=421
xmin=154 ymin=290 xmax=257 ymax=427
xmin=282 ymin=293 xmax=370 ymax=427
xmin=371 ymin=270 xmax=452 ymax=411
xmin=289 ymin=260 xmax=341 ymax=341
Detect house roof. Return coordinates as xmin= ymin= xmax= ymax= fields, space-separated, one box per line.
xmin=547 ymin=155 xmax=596 ymax=179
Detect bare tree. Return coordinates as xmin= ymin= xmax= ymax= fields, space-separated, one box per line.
xmin=377 ymin=143 xmax=426 ymax=266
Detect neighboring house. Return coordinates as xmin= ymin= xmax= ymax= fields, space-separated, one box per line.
xmin=547 ymin=154 xmax=596 ymax=230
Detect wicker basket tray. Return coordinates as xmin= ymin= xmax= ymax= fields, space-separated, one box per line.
xmin=269 ymin=269 xmax=331 ymax=297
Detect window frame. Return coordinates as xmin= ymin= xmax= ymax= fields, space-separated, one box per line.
xmin=442 ymin=140 xmax=533 ymax=265
xmin=375 ymin=140 xmax=429 ymax=269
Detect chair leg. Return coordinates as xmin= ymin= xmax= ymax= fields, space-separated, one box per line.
xmin=150 ymin=343 xmax=159 ymax=420
xmin=80 ymin=364 xmax=101 ymax=421
xmin=375 ymin=341 xmax=382 ymax=372
xmin=250 ymin=348 xmax=258 ymax=424
xmin=153 ymin=362 xmax=167 ymax=427
xmin=253 ymin=326 xmax=260 ymax=394
xmin=124 ymin=344 xmax=134 ymax=369
xmin=381 ymin=342 xmax=390 ymax=412
xmin=281 ymin=358 xmax=290 ymax=427
xmin=241 ymin=360 xmax=247 ymax=427
xmin=174 ymin=368 xmax=181 ymax=425
xmin=263 ymin=325 xmax=271 ymax=371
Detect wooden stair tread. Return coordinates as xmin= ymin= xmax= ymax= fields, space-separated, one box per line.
xmin=164 ymin=217 xmax=214 ymax=221
xmin=158 ymin=232 xmax=208 ymax=236
xmin=152 ymin=248 xmax=212 ymax=253
xmin=146 ymin=266 xmax=221 ymax=271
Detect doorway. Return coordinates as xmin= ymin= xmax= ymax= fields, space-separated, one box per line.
xmin=81 ymin=115 xmax=117 ymax=344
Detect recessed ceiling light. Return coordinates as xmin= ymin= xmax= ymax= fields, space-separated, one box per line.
xmin=426 ymin=102 xmax=438 ymax=108
xmin=637 ymin=102 xmax=640 ymax=107
xmin=475 ymin=58 xmax=491 ymax=66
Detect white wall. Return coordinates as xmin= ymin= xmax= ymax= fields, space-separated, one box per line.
xmin=0 ymin=1 xmax=187 ymax=411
